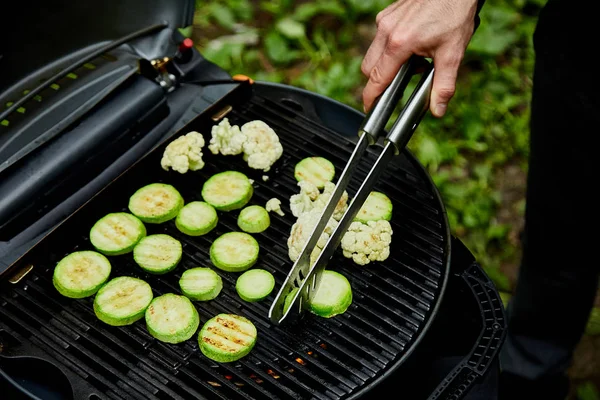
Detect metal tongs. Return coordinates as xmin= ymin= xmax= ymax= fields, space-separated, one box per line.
xmin=268 ymin=55 xmax=435 ymax=324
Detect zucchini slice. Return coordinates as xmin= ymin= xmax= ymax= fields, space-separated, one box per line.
xmin=284 ymin=287 xmax=300 ymax=314
xmin=145 ymin=293 xmax=200 ymax=344
xmin=201 ymin=171 xmax=253 ymax=211
xmin=52 ymin=251 xmax=112 ymax=299
xmin=308 ymin=270 xmax=352 ymax=318
xmin=354 ymin=191 xmax=393 ymax=223
xmin=179 ymin=267 xmax=223 ymax=301
xmin=235 ymin=269 xmax=275 ymax=302
xmin=128 ymin=183 xmax=184 ymax=224
xmin=210 ymin=232 xmax=259 ymax=272
xmin=294 ymin=157 xmax=335 ymax=189
xmin=133 ymin=234 xmax=182 ymax=275
xmin=89 ymin=212 xmax=146 ymax=256
xmin=175 ymin=201 xmax=218 ymax=236
xmin=237 ymin=205 xmax=270 ymax=234
xmin=93 ymin=276 xmax=154 ymax=326
xmin=198 ymin=314 xmax=257 ymax=363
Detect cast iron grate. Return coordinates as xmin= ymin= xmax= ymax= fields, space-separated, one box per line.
xmin=0 ymin=88 xmax=450 ymax=400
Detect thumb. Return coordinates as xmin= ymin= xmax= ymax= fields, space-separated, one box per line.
xmin=430 ymin=49 xmax=462 ymax=118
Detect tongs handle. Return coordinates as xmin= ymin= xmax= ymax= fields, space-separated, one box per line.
xmin=386 ymin=59 xmax=434 ymax=154
xmin=359 ymin=55 xmax=434 ymax=149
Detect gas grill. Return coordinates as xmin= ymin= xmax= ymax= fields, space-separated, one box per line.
xmin=0 ymin=1 xmax=506 ymax=399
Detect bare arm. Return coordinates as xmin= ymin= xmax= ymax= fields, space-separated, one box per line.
xmin=361 ymin=0 xmax=480 ymax=117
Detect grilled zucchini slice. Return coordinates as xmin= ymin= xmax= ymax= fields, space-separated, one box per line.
xmin=175 ymin=201 xmax=218 ymax=236
xmin=93 ymin=276 xmax=154 ymax=326
xmin=145 ymin=293 xmax=200 ymax=344
xmin=294 ymin=156 xmax=335 ymax=189
xmin=198 ymin=314 xmax=257 ymax=363
xmin=52 ymin=251 xmax=112 ymax=299
xmin=133 ymin=234 xmax=182 ymax=275
xmin=354 ymin=191 xmax=393 ymax=223
xmin=308 ymin=270 xmax=352 ymax=318
xmin=128 ymin=183 xmax=184 ymax=224
xmin=89 ymin=212 xmax=146 ymax=256
xmin=237 ymin=205 xmax=270 ymax=233
xmin=179 ymin=267 xmax=223 ymax=301
xmin=201 ymin=171 xmax=253 ymax=211
xmin=235 ymin=269 xmax=275 ymax=302
xmin=210 ymin=232 xmax=259 ymax=272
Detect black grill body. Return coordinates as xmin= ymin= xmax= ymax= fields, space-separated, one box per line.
xmin=0 ymin=2 xmax=507 ymax=398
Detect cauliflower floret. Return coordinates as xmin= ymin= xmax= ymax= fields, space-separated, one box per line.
xmin=340 ymin=220 xmax=393 ymax=266
xmin=287 ymin=210 xmax=338 ymax=265
xmin=290 ymin=180 xmax=348 ymax=221
xmin=160 ymin=131 xmax=205 ymax=174
xmin=315 ymin=181 xmax=349 ymax=221
xmin=266 ymin=198 xmax=285 ymax=216
xmin=240 ymin=120 xmax=283 ymax=172
xmin=208 ymin=118 xmax=245 ymax=155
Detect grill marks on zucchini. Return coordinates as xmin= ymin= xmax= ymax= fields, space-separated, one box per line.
xmin=210 ymin=232 xmax=259 ymax=272
xmin=133 ymin=234 xmax=182 ymax=274
xmin=354 ymin=191 xmax=393 ymax=223
xmin=175 ymin=201 xmax=218 ymax=236
xmin=52 ymin=251 xmax=111 ymax=298
xmin=93 ymin=276 xmax=154 ymax=326
xmin=201 ymin=171 xmax=253 ymax=211
xmin=179 ymin=267 xmax=223 ymax=301
xmin=89 ymin=212 xmax=146 ymax=256
xmin=128 ymin=183 xmax=184 ymax=223
xmin=145 ymin=293 xmax=200 ymax=344
xmin=198 ymin=314 xmax=257 ymax=362
xmin=237 ymin=205 xmax=270 ymax=233
xmin=294 ymin=156 xmax=335 ymax=189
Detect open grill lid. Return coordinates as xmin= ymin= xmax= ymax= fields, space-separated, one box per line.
xmin=0 ymin=81 xmax=452 ymax=400
xmin=0 ymin=0 xmax=195 ymax=176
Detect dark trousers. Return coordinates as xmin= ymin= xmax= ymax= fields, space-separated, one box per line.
xmin=499 ymin=0 xmax=600 ymax=385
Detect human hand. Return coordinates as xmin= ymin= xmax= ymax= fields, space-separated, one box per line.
xmin=361 ymin=0 xmax=479 ymax=117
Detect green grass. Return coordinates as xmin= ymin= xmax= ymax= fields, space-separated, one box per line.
xmin=189 ymin=0 xmax=537 ymax=289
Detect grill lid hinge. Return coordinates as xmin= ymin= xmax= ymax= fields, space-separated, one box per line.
xmin=144 ymin=56 xmax=178 ymax=92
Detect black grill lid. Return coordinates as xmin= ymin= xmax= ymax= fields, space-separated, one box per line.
xmin=0 ymin=82 xmax=451 ymax=400
xmin=0 ymin=0 xmax=194 ymax=95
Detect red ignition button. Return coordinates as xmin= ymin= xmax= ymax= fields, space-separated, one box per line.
xmin=179 ymin=38 xmax=194 ymax=52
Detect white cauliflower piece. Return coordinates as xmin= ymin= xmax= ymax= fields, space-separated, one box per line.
xmin=208 ymin=118 xmax=245 ymax=155
xmin=266 ymin=198 xmax=285 ymax=217
xmin=289 ymin=180 xmax=348 ymax=221
xmin=341 ymin=220 xmax=393 ymax=266
xmin=160 ymin=131 xmax=205 ymax=174
xmin=287 ymin=210 xmax=338 ymax=265
xmin=315 ymin=181 xmax=349 ymax=221
xmin=262 ymin=175 xmax=269 ymax=182
xmin=240 ymin=120 xmax=283 ymax=172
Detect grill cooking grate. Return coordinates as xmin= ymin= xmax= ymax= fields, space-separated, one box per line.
xmin=0 ymin=86 xmax=450 ymax=400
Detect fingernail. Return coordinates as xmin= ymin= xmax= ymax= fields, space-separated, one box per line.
xmin=435 ymin=103 xmax=447 ymax=117
xmin=363 ymin=104 xmax=367 ymax=113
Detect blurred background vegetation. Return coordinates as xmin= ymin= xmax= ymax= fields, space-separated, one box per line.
xmin=185 ymin=1 xmax=599 ymax=397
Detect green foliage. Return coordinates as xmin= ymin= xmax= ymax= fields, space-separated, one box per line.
xmin=578 ymin=381 xmax=600 ymax=400
xmin=192 ymin=0 xmax=544 ymax=291
xmin=586 ymin=308 xmax=600 ymax=336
